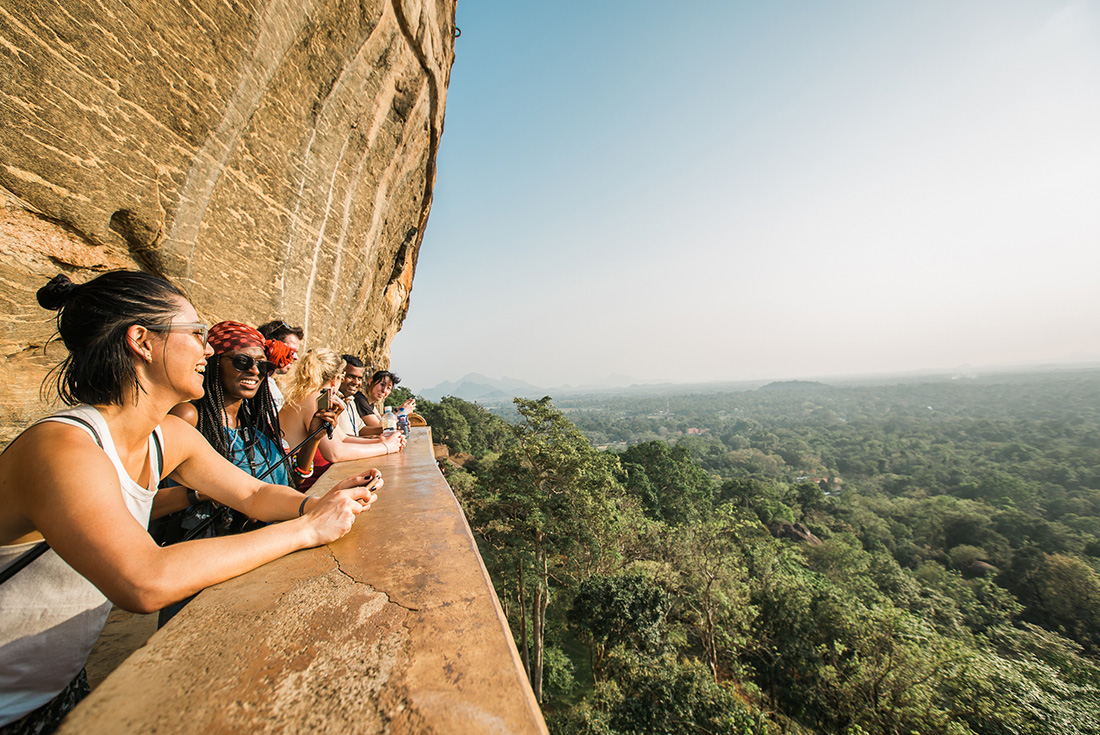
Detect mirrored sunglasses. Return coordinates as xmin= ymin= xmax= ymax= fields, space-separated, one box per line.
xmin=226 ymin=353 xmax=277 ymax=378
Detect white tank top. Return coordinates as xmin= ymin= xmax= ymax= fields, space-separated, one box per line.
xmin=0 ymin=406 xmax=162 ymax=726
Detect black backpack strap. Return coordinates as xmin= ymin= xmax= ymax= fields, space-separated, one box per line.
xmin=152 ymin=427 xmax=164 ymax=480
xmin=49 ymin=414 xmax=105 ymax=448
xmin=0 ymin=542 xmax=50 ymax=585
xmin=1 ymin=413 xmax=106 ymax=584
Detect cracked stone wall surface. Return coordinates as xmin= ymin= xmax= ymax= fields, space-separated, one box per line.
xmin=0 ymin=0 xmax=455 ymax=443
xmin=59 ymin=429 xmax=549 ymax=734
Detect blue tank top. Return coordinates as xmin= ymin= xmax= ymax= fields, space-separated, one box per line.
xmin=225 ymin=427 xmax=290 ymax=485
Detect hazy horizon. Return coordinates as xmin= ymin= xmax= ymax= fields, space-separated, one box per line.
xmin=404 ymin=355 xmax=1100 ymax=394
xmin=390 ymin=1 xmax=1100 ymax=390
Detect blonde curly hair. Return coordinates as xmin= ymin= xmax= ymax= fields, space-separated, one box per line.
xmin=282 ymin=347 xmax=345 ymax=408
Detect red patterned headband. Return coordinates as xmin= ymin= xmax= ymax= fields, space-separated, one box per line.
xmin=207 ymin=321 xmax=265 ymax=355
xmin=265 ymin=338 xmax=297 ymax=369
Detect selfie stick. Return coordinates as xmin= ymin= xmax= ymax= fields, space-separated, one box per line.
xmin=179 ymin=420 xmax=333 ymax=542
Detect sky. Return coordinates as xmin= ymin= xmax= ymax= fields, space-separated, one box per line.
xmin=389 ymin=0 xmax=1100 ymax=392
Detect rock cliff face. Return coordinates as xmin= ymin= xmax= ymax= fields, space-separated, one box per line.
xmin=0 ymin=0 xmax=455 ymax=443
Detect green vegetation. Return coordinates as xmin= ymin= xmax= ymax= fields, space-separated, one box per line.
xmin=416 ymin=370 xmax=1100 ymax=734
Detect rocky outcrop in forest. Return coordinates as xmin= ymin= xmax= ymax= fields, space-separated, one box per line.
xmin=0 ymin=0 xmax=456 ymax=442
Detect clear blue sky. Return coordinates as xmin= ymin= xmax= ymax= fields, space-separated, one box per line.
xmin=390 ymin=0 xmax=1100 ymax=391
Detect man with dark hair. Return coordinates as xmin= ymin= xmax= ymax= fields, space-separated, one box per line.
xmin=257 ymin=320 xmax=304 ymax=409
xmin=335 ymin=354 xmax=367 ymax=437
xmin=257 ymin=320 xmax=304 ymax=354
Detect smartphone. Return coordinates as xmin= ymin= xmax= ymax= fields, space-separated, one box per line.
xmin=316 ymin=388 xmax=331 ymax=412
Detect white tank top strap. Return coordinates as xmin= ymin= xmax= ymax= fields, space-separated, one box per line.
xmin=34 ymin=406 xmax=161 ymax=523
xmin=0 ymin=406 xmax=166 ymax=725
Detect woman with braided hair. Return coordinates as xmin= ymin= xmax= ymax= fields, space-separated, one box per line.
xmin=152 ymin=322 xmax=339 ymax=625
xmin=157 ymin=322 xmax=335 ymax=543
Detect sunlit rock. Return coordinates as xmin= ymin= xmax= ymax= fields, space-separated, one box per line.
xmin=0 ymin=0 xmax=456 ymax=442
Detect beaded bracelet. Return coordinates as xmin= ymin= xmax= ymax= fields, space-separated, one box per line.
xmin=292 ymin=463 xmax=314 ymax=478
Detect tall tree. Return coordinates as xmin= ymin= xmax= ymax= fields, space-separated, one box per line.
xmin=477 ymin=397 xmax=625 ymax=702
xmin=569 ymin=573 xmax=670 ymax=681
xmin=670 ymin=503 xmax=757 ymax=682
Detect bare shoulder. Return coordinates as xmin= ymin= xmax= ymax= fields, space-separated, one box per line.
xmin=0 ymin=422 xmax=119 ymax=539
xmin=282 ymin=392 xmax=317 ymax=425
xmin=169 ymin=401 xmax=199 ymax=426
xmin=159 ymin=412 xmax=200 ymax=438
xmin=4 ymin=420 xmax=110 ymax=468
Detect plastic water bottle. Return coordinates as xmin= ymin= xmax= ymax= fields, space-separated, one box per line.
xmin=396 ymin=407 xmax=410 ymax=438
xmin=382 ymin=406 xmax=397 ymax=434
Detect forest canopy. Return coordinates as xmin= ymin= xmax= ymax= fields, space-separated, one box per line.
xmin=417 ymin=370 xmax=1100 ymax=735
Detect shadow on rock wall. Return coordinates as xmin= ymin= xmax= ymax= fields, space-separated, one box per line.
xmin=0 ymin=0 xmax=456 ymax=443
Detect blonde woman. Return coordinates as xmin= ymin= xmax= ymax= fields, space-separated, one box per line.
xmin=279 ymin=348 xmax=404 ymax=490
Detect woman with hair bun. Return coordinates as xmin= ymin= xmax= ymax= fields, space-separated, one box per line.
xmin=279 ymin=348 xmax=404 ymax=491
xmin=0 ymin=272 xmax=381 ymax=733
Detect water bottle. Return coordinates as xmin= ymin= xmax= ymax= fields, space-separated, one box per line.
xmin=382 ymin=406 xmax=397 ymax=434
xmin=396 ymin=407 xmax=410 ymax=438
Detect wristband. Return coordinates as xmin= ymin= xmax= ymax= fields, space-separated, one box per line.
xmin=298 ymin=497 xmax=310 ymax=517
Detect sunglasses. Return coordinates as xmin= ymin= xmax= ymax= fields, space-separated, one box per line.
xmin=225 ymin=353 xmax=277 ymax=378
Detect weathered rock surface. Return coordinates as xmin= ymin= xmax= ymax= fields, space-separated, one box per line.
xmin=60 ymin=429 xmax=549 ymax=734
xmin=0 ymin=0 xmax=455 ymax=443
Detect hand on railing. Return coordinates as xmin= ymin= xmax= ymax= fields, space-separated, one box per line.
xmin=381 ymin=431 xmax=406 ymax=454
xmin=300 ymin=469 xmax=382 ymax=545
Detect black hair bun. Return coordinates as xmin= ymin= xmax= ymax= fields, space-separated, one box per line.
xmin=37 ymin=274 xmax=77 ymax=310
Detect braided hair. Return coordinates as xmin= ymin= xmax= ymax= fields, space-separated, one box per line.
xmin=193 ymin=355 xmax=290 ymax=480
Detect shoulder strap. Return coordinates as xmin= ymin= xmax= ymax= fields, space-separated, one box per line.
xmin=1 ymin=413 xmax=107 ymax=584
xmin=152 ymin=428 xmax=164 ymax=481
xmin=51 ymin=414 xmax=104 ymax=449
xmin=53 ymin=414 xmax=162 ymax=481
xmin=0 ymin=542 xmax=50 ymax=585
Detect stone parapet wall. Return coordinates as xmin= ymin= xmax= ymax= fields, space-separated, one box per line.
xmin=58 ymin=427 xmax=549 ymax=735
xmin=0 ymin=0 xmax=455 ymax=443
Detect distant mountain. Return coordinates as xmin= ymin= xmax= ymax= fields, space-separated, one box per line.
xmin=413 ymin=360 xmax=1100 ymax=404
xmin=418 ymin=373 xmax=548 ymax=402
